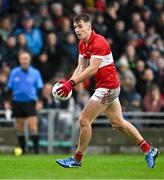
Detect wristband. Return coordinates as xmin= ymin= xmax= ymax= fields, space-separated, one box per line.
xmin=69 ymin=80 xmax=76 ymax=86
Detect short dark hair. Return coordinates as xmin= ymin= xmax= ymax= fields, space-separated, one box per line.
xmin=73 ymin=13 xmax=91 ymax=23
xmin=18 ymin=49 xmax=31 ymax=58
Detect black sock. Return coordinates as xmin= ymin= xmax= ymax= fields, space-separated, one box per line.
xmin=30 ymin=135 xmax=39 ymax=154
xmin=17 ymin=135 xmax=26 ymax=154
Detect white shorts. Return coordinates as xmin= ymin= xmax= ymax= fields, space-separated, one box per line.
xmin=90 ymin=87 xmax=120 ymax=105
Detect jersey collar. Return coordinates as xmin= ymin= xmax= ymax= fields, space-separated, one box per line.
xmin=20 ymin=66 xmax=31 ymax=72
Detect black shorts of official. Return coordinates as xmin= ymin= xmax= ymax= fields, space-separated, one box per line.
xmin=12 ymin=101 xmax=36 ymax=118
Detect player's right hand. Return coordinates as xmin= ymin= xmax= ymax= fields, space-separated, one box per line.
xmin=56 ymin=80 xmax=73 ymax=97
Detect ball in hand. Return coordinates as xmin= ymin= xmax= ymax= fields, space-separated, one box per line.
xmin=52 ymin=82 xmax=72 ymax=101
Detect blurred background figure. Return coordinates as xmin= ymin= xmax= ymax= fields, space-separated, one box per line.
xmin=0 ymin=15 xmax=13 ymax=42
xmin=0 ymin=70 xmax=8 ymax=110
xmin=136 ymin=68 xmax=155 ymax=98
xmin=142 ymin=84 xmax=164 ymax=112
xmin=1 ymin=35 xmax=17 ymax=67
xmin=14 ymin=14 xmax=43 ymax=56
xmin=34 ymin=50 xmax=54 ymax=83
xmin=5 ymin=50 xmax=43 ymax=154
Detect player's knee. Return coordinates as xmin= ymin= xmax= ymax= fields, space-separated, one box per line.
xmin=79 ymin=113 xmax=91 ymax=128
xmin=111 ymin=118 xmax=125 ymax=129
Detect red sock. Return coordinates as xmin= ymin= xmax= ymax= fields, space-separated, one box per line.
xmin=138 ymin=140 xmax=151 ymax=153
xmin=74 ymin=151 xmax=83 ymax=162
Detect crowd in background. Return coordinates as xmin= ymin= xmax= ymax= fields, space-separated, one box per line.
xmin=0 ymin=0 xmax=164 ymax=113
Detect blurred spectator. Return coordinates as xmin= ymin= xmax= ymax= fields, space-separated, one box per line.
xmin=93 ymin=12 xmax=108 ymax=37
xmin=117 ymin=0 xmax=130 ymax=22
xmin=143 ymin=84 xmax=164 ymax=112
xmin=136 ymin=68 xmax=155 ymax=97
xmin=146 ymin=50 xmax=160 ymax=73
xmin=35 ymin=3 xmax=50 ymax=27
xmin=17 ymin=33 xmax=28 ymax=51
xmin=119 ymin=45 xmax=138 ymax=70
xmin=133 ymin=20 xmax=146 ymax=45
xmin=141 ymin=5 xmax=153 ymax=26
xmin=72 ymin=3 xmax=84 ymax=15
xmin=104 ymin=1 xmax=120 ymax=35
xmin=34 ymin=51 xmax=54 ymax=82
xmin=153 ymin=37 xmax=164 ymax=54
xmin=44 ymin=32 xmax=64 ymax=75
xmin=120 ymin=69 xmax=139 ymax=111
xmin=152 ymin=0 xmax=164 ymax=24
xmin=0 ymin=0 xmax=9 ymax=15
xmin=117 ymin=57 xmax=130 ymax=82
xmin=51 ymin=2 xmax=64 ymax=27
xmin=2 ymin=35 xmax=17 ymax=67
xmin=0 ymin=70 xmax=8 ymax=109
xmin=137 ymin=35 xmax=154 ymax=60
xmin=41 ymin=18 xmax=56 ymax=36
xmin=57 ymin=16 xmax=74 ymax=44
xmin=156 ymin=57 xmax=164 ymax=95
xmin=112 ymin=20 xmax=126 ymax=59
xmin=129 ymin=0 xmax=145 ymax=14
xmin=15 ymin=14 xmax=43 ymax=56
xmin=133 ymin=60 xmax=145 ymax=84
xmin=156 ymin=11 xmax=164 ymax=38
xmin=10 ymin=0 xmax=33 ymax=15
xmin=61 ymin=32 xmax=78 ymax=73
xmin=146 ymin=24 xmax=160 ymax=41
xmin=129 ymin=12 xmax=141 ymax=29
xmin=0 ymin=15 xmax=12 ymax=42
xmin=126 ymin=32 xmax=138 ymax=47
xmin=131 ymin=93 xmax=142 ymax=111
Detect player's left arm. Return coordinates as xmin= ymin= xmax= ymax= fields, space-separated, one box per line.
xmin=71 ymin=57 xmax=101 ymax=84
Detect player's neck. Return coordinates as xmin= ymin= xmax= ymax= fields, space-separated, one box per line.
xmin=83 ymin=30 xmax=92 ymax=44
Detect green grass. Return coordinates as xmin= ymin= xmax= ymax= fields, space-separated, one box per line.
xmin=0 ymin=154 xmax=164 ymax=179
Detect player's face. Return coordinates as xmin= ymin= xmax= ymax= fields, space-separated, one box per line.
xmin=74 ymin=20 xmax=91 ymax=41
xmin=19 ymin=53 xmax=31 ymax=69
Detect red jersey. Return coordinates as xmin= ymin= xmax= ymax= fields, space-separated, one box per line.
xmin=78 ymin=31 xmax=120 ymax=89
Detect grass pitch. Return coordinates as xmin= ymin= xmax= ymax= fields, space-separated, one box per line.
xmin=0 ymin=154 xmax=164 ymax=179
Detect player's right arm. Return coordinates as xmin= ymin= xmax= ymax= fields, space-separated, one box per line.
xmin=71 ymin=55 xmax=87 ymax=80
xmin=56 ymin=56 xmax=87 ymax=97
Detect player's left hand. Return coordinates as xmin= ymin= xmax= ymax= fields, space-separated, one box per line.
xmin=56 ymin=80 xmax=74 ymax=97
